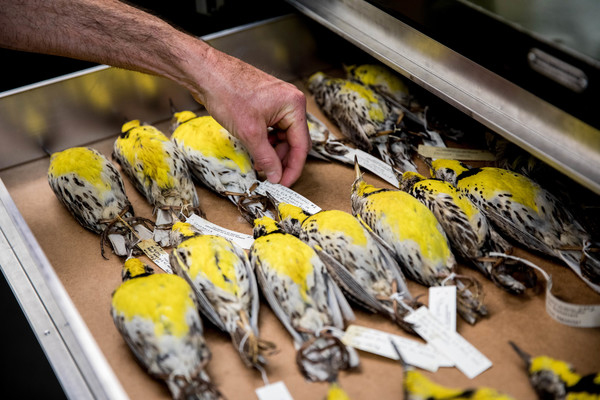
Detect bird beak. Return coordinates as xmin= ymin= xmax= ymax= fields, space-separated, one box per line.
xmin=508 ymin=341 xmax=531 ymax=367
xmin=354 ymin=156 xmax=362 ymax=181
xmin=266 ymin=192 xmax=280 ymax=212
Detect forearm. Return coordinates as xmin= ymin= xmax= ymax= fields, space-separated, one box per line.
xmin=0 ymin=0 xmax=309 ymax=185
xmin=0 ymin=0 xmax=210 ymax=93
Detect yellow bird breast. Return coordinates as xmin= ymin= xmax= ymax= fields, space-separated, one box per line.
xmin=354 ymin=65 xmax=409 ymax=94
xmin=355 ymin=180 xmax=383 ymax=197
xmin=339 ymin=80 xmax=379 ymax=104
xmin=430 ymin=159 xmax=468 ymax=177
xmin=278 ymin=202 xmax=308 ymax=223
xmin=49 ymin=147 xmax=111 ymax=194
xmin=112 ymin=274 xmax=195 ymax=338
xmin=307 ymin=210 xmax=368 ymax=246
xmin=172 ymin=116 xmax=252 ymax=174
xmin=115 ymin=125 xmax=174 ymax=188
xmin=177 ymin=235 xmax=242 ymax=295
xmin=460 ymin=168 xmax=540 ymax=213
xmin=340 ymin=81 xmax=385 ymax=122
xmin=369 ymin=190 xmax=450 ymax=262
xmin=253 ymin=233 xmax=315 ymax=300
xmin=405 ymin=370 xmax=515 ymax=399
xmin=123 ymin=258 xmax=148 ymax=277
xmin=326 ymin=383 xmax=351 ymax=400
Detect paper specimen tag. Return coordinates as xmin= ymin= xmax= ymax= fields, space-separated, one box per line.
xmin=418 ymin=145 xmax=496 ymax=161
xmin=186 ymin=214 xmax=255 ymax=250
xmin=428 ymin=286 xmax=457 ymax=332
xmin=136 ymin=239 xmax=173 ymax=274
xmin=404 ymin=306 xmax=492 ymax=379
xmin=255 ymin=381 xmax=294 ymax=400
xmin=345 ymin=148 xmax=400 ymax=188
xmin=342 ymin=324 xmax=446 ymax=372
xmin=546 ymin=292 xmax=600 ymax=327
xmin=489 ymin=252 xmax=600 ymax=328
xmin=253 ymin=181 xmax=321 ymax=215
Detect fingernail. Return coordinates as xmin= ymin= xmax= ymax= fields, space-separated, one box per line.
xmin=266 ymin=170 xmax=281 ymax=183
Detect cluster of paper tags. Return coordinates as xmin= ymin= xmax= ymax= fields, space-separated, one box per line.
xmin=134 ymin=146 xmax=600 ymax=399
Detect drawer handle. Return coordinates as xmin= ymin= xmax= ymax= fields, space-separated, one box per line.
xmin=528 ymin=47 xmax=588 ymax=93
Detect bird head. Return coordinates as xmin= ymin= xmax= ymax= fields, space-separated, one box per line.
xmin=307 ymin=71 xmax=327 ymax=93
xmin=120 ymin=119 xmax=141 ymax=136
xmin=351 ymin=158 xmax=380 ymax=198
xmin=276 ymin=202 xmax=310 ymax=237
xmin=429 ymin=159 xmax=469 ymax=185
xmin=121 ymin=257 xmax=154 ymax=282
xmin=399 ymin=171 xmax=426 ymax=192
xmin=170 ymin=221 xmax=198 ymax=246
xmin=171 ymin=110 xmax=197 ymax=130
xmin=510 ymin=341 xmax=579 ymax=400
xmin=344 ymin=63 xmax=377 ymax=85
xmin=252 ymin=216 xmax=282 ymax=239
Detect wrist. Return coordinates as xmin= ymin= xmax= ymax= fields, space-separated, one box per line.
xmin=169 ymin=39 xmax=222 ymax=106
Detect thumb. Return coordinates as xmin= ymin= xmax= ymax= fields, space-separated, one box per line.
xmin=247 ymin=140 xmax=283 ymax=184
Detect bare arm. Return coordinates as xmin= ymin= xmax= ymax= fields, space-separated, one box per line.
xmin=0 ymin=0 xmax=309 ymax=186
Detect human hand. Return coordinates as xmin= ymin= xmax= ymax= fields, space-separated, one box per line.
xmin=0 ymin=0 xmax=310 ymax=185
xmin=187 ymin=46 xmax=310 ymax=187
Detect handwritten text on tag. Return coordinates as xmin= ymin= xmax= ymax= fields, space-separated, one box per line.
xmin=253 ymin=181 xmax=321 ymax=215
xmin=342 ymin=324 xmax=446 ymax=372
xmin=186 ymin=214 xmax=254 ymax=250
xmin=428 ymin=286 xmax=457 ymax=332
xmin=137 ymin=239 xmax=173 ymax=274
xmin=404 ymin=307 xmax=492 ymax=379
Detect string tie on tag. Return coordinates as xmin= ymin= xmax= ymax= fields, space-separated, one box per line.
xmin=254 ymin=363 xmax=269 ymax=386
xmin=441 ymin=272 xmax=457 ymax=286
xmin=317 ymin=326 xmax=345 ymax=338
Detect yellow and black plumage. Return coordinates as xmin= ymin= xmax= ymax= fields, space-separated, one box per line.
xmin=345 ymin=63 xmax=451 ymax=149
xmin=399 ymin=171 xmax=536 ymax=294
xmin=113 ymin=120 xmax=201 ymax=247
xmin=345 ymin=64 xmax=412 ymax=108
xmin=344 ymin=64 xmax=432 ymax=139
xmin=389 ymin=340 xmax=516 ymax=400
xmin=170 ymin=233 xmax=275 ymax=369
xmin=403 ymin=365 xmax=516 ymax=400
xmin=351 ymin=162 xmax=487 ymax=324
xmin=510 ymin=341 xmax=600 ymax=400
xmin=170 ymin=111 xmax=269 ymax=222
xmin=309 ymin=68 xmax=423 ymax=172
xmin=110 ymin=258 xmax=221 ymax=400
xmin=275 ymin=200 xmax=418 ymax=332
xmin=430 ymin=159 xmax=600 ymax=293
xmin=47 ymin=146 xmax=152 ymax=258
xmin=250 ymin=216 xmax=359 ymax=383
xmin=307 ymin=71 xmax=401 ymax=152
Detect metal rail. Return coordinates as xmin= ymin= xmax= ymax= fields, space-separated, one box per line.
xmin=0 ymin=179 xmax=128 ymax=399
xmin=287 ymin=0 xmax=600 ymax=194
